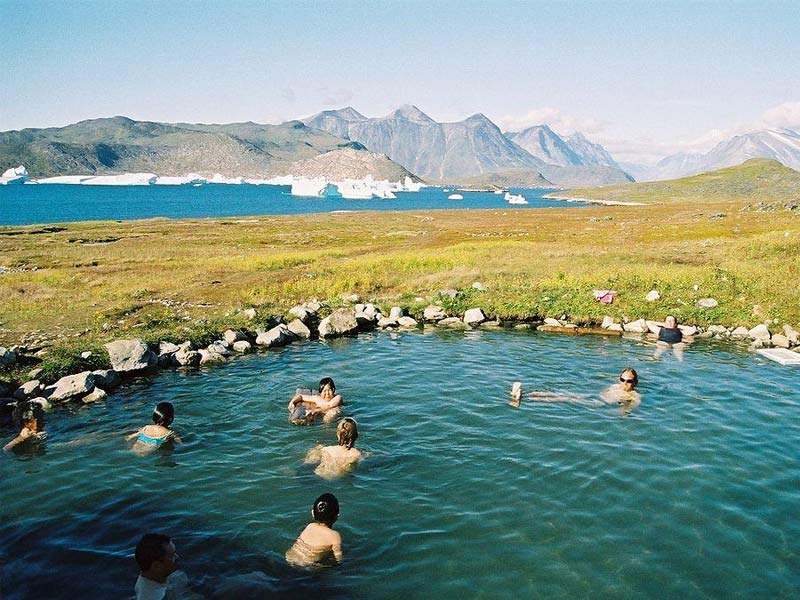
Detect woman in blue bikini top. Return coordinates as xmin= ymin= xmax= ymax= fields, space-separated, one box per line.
xmin=127 ymin=401 xmax=181 ymax=450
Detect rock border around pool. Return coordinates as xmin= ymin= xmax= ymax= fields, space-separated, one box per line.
xmin=2 ymin=301 xmax=799 ymax=417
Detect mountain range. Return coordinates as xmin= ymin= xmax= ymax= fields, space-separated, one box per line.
xmin=624 ymin=128 xmax=800 ymax=181
xmin=304 ymin=105 xmax=633 ymax=186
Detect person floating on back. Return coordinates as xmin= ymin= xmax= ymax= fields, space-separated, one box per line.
xmin=288 ymin=377 xmax=343 ymax=424
xmin=127 ymin=401 xmax=181 ymax=453
xmin=285 ymin=493 xmax=343 ymax=567
xmin=654 ymin=315 xmax=691 ymax=361
xmin=305 ymin=417 xmax=363 ymax=479
xmin=134 ymin=533 xmax=179 ymax=600
xmin=3 ymin=400 xmax=46 ymax=452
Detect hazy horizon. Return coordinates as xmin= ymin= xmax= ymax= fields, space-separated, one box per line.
xmin=3 ymin=0 xmax=799 ymax=164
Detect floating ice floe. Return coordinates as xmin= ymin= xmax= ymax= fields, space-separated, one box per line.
xmin=0 ymin=165 xmax=28 ymax=185
xmin=36 ymin=175 xmax=96 ymax=184
xmin=448 ymin=194 xmax=464 ymax=200
xmin=208 ymin=174 xmax=245 ymax=185
xmin=505 ymin=192 xmax=528 ymax=204
xmin=288 ymin=174 xmax=422 ymax=199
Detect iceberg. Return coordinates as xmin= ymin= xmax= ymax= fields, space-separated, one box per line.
xmin=82 ymin=173 xmax=158 ymax=186
xmin=290 ymin=177 xmax=327 ymax=197
xmin=208 ymin=173 xmax=245 ymax=185
xmin=155 ymin=174 xmax=206 ymax=185
xmin=36 ymin=175 xmax=96 ymax=184
xmin=0 ymin=165 xmax=29 ymax=185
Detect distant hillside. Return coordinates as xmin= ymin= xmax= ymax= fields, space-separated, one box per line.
xmin=448 ymin=168 xmax=554 ymax=189
xmin=285 ymin=147 xmax=420 ymax=181
xmin=550 ymin=159 xmax=800 ymax=204
xmin=0 ymin=116 xmax=405 ymax=179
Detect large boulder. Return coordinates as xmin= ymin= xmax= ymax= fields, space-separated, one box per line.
xmin=730 ymin=326 xmax=750 ymax=338
xmin=783 ymin=324 xmax=799 ymax=345
xmin=288 ymin=305 xmax=310 ymax=322
xmin=256 ymin=323 xmax=297 ymax=347
xmin=0 ymin=347 xmax=17 ymax=367
xmin=463 ymin=308 xmax=487 ymax=326
xmin=318 ymin=309 xmax=359 ymax=339
xmin=354 ymin=310 xmax=378 ymax=331
xmin=92 ymin=369 xmax=121 ymax=390
xmin=543 ymin=317 xmax=562 ymax=327
xmin=158 ymin=341 xmax=180 ymax=367
xmin=423 ymin=305 xmax=448 ymax=322
xmin=174 ymin=348 xmax=201 ymax=366
xmin=104 ymin=339 xmax=157 ymax=373
xmin=771 ymin=334 xmax=790 ymax=349
xmin=207 ymin=341 xmax=233 ymax=356
xmin=46 ymin=371 xmax=95 ymax=402
xmin=601 ymin=316 xmax=616 ymax=329
xmin=377 ymin=317 xmax=398 ymax=329
xmin=646 ymin=320 xmax=663 ymax=334
xmin=389 ymin=307 xmax=403 ymax=321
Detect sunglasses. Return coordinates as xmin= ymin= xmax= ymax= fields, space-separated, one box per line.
xmin=619 ymin=377 xmax=636 ymax=384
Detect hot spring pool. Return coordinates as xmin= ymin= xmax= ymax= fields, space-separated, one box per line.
xmin=1 ymin=329 xmax=798 ymax=599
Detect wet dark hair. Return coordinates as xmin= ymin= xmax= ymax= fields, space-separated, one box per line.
xmin=152 ymin=402 xmax=174 ymax=426
xmin=135 ymin=533 xmax=171 ymax=571
xmin=318 ymin=377 xmax=336 ymax=394
xmin=620 ymin=368 xmax=639 ymax=386
xmin=337 ymin=418 xmax=358 ymax=449
xmin=312 ymin=493 xmax=340 ymax=526
xmin=12 ymin=400 xmax=44 ymax=430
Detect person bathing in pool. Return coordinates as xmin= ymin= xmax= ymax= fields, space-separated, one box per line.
xmin=512 ymin=368 xmax=641 ymax=414
xmin=286 ymin=493 xmax=343 ymax=568
xmin=288 ymin=377 xmax=343 ymax=424
xmin=3 ymin=401 xmax=47 ymax=452
xmin=127 ymin=401 xmax=182 ymax=453
xmin=305 ymin=417 xmax=362 ymax=479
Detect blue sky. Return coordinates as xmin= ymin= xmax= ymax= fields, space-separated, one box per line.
xmin=2 ymin=0 xmax=799 ymax=162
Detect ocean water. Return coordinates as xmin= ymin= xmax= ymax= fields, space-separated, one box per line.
xmin=1 ymin=330 xmax=797 ymax=599
xmin=0 ymin=185 xmax=578 ymax=226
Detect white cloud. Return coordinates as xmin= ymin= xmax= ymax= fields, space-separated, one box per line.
xmin=497 ymin=107 xmax=605 ymax=135
xmin=760 ymin=101 xmax=800 ymax=129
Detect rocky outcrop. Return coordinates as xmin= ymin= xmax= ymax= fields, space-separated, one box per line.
xmin=105 ymin=339 xmax=157 ymax=373
xmin=46 ymin=371 xmax=95 ymax=402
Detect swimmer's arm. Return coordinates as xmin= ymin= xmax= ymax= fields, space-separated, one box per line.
xmin=3 ymin=427 xmax=35 ymax=451
xmin=168 ymin=430 xmax=182 ymax=444
xmin=316 ymin=394 xmax=343 ymax=411
xmin=125 ymin=429 xmax=142 ymax=442
xmin=331 ymin=532 xmax=343 ymax=563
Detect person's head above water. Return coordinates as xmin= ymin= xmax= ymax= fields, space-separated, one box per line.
xmin=312 ymin=493 xmax=340 ymax=526
xmin=13 ymin=400 xmax=44 ymax=431
xmin=135 ymin=533 xmax=178 ymax=581
xmin=619 ymin=368 xmax=639 ymax=389
xmin=664 ymin=315 xmax=678 ymax=329
xmin=152 ymin=402 xmax=175 ymax=427
xmin=336 ymin=418 xmax=358 ymax=449
xmin=318 ymin=377 xmax=336 ymax=394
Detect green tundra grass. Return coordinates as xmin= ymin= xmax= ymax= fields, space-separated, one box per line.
xmin=1 ymin=159 xmax=799 ymax=381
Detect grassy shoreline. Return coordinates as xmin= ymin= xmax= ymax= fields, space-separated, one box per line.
xmin=2 ymin=180 xmax=800 ymax=382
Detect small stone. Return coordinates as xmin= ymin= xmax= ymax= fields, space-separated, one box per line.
xmin=223 ymin=329 xmax=247 ymax=345
xmin=771 ymin=334 xmax=790 ymax=348
xmin=199 ymin=349 xmax=227 ymax=365
xmin=81 ymin=387 xmax=108 ymax=403
xmin=472 ymin=281 xmax=486 ymax=291
xmin=463 ymin=308 xmax=487 ymax=326
xmin=13 ymin=380 xmax=44 ymax=401
xmin=46 ymin=371 xmax=95 ymax=402
xmin=544 ymin=318 xmax=562 ymax=327
xmin=423 ymin=305 xmax=448 ymax=322
xmin=730 ymin=326 xmax=750 ymax=338
xmin=678 ymin=325 xmax=698 ymax=336
xmin=439 ymin=289 xmax=459 ymax=299
xmin=318 ymin=309 xmax=359 ymax=339
xmin=397 ymin=316 xmax=418 ymax=328
xmin=243 ymin=308 xmax=257 ymax=320
xmin=255 ymin=323 xmax=297 ymax=347
xmin=92 ymin=369 xmax=121 ymax=390
xmin=80 ymin=351 xmax=92 ymax=359
xmin=646 ymin=320 xmax=663 ymax=334
xmin=232 ymin=340 xmax=252 ymax=353
xmin=287 ymin=319 xmax=311 ymax=339
xmin=623 ymin=319 xmax=648 ymax=333
xmin=28 ymin=368 xmax=44 ymax=380
xmin=0 ymin=346 xmax=17 ymax=367
xmin=438 ymin=317 xmax=467 ymax=328
xmin=607 ymin=324 xmax=624 ymax=332
xmin=697 ymin=298 xmax=718 ymax=309
xmin=748 ymin=324 xmax=771 ymax=341
xmin=340 ymin=293 xmax=360 ymax=303
xmin=389 ymin=307 xmax=403 ymax=321
xmin=645 ymin=290 xmax=661 ymax=302
xmin=707 ymin=325 xmax=728 ymax=335
xmin=377 ymin=317 xmax=398 ymax=329
xmin=783 ymin=324 xmax=798 ymax=345
xmin=601 ymin=316 xmax=615 ymax=329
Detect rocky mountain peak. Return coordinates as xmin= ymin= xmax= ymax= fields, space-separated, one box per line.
xmin=387 ymin=105 xmax=434 ymax=123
